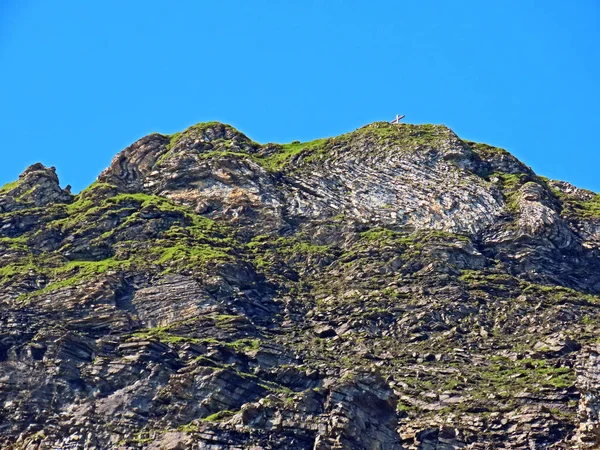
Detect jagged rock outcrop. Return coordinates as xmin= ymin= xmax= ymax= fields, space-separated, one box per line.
xmin=0 ymin=163 xmax=73 ymax=213
xmin=575 ymin=345 xmax=600 ymax=448
xmin=313 ymin=373 xmax=401 ymax=449
xmin=517 ymin=181 xmax=574 ymax=247
xmin=1 ymin=121 xmax=600 ymax=449
xmin=100 ymin=123 xmax=506 ymax=236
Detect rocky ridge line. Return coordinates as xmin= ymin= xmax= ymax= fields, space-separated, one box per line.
xmin=1 ymin=122 xmax=600 ymax=449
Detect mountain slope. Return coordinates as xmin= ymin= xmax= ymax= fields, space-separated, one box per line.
xmin=1 ymin=122 xmax=600 ymax=449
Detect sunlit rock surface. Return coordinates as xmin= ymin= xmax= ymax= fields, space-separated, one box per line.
xmin=1 ymin=122 xmax=600 ymax=449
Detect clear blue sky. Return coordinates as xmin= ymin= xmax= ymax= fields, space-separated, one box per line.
xmin=1 ymin=1 xmax=599 ymax=192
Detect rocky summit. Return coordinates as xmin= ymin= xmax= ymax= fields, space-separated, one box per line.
xmin=2 ymin=121 xmax=600 ymax=449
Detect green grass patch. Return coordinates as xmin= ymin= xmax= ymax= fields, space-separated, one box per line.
xmin=16 ymin=258 xmax=128 ymax=301
xmin=345 ymin=122 xmax=450 ymax=149
xmin=479 ymin=357 xmax=575 ymax=391
xmin=151 ymin=242 xmax=231 ymax=267
xmin=562 ymin=194 xmax=600 ymax=219
xmin=261 ymin=138 xmax=329 ymax=171
xmin=489 ymin=172 xmax=528 ymax=213
xmin=0 ymin=180 xmax=20 ymax=194
xmin=465 ymin=141 xmax=512 ymax=160
xmin=130 ymin=326 xmax=260 ymax=353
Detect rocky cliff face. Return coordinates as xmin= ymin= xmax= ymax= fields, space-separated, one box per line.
xmin=2 ymin=121 xmax=600 ymax=449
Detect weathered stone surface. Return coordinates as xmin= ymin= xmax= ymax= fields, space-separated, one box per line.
xmin=0 ymin=163 xmax=73 ymax=213
xmin=1 ymin=121 xmax=600 ymax=449
xmin=575 ymin=345 xmax=600 ymax=448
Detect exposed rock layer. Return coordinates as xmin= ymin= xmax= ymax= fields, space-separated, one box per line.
xmin=1 ymin=122 xmax=600 ymax=449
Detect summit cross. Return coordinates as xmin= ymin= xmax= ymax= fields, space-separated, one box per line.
xmin=391 ymin=114 xmax=405 ymax=124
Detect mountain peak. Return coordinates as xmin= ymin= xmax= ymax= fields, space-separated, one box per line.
xmin=170 ymin=121 xmax=254 ymax=145
xmin=95 ymin=121 xmax=533 ymax=235
xmin=98 ymin=122 xmax=259 ymax=192
xmin=3 ymin=121 xmax=600 ymax=448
